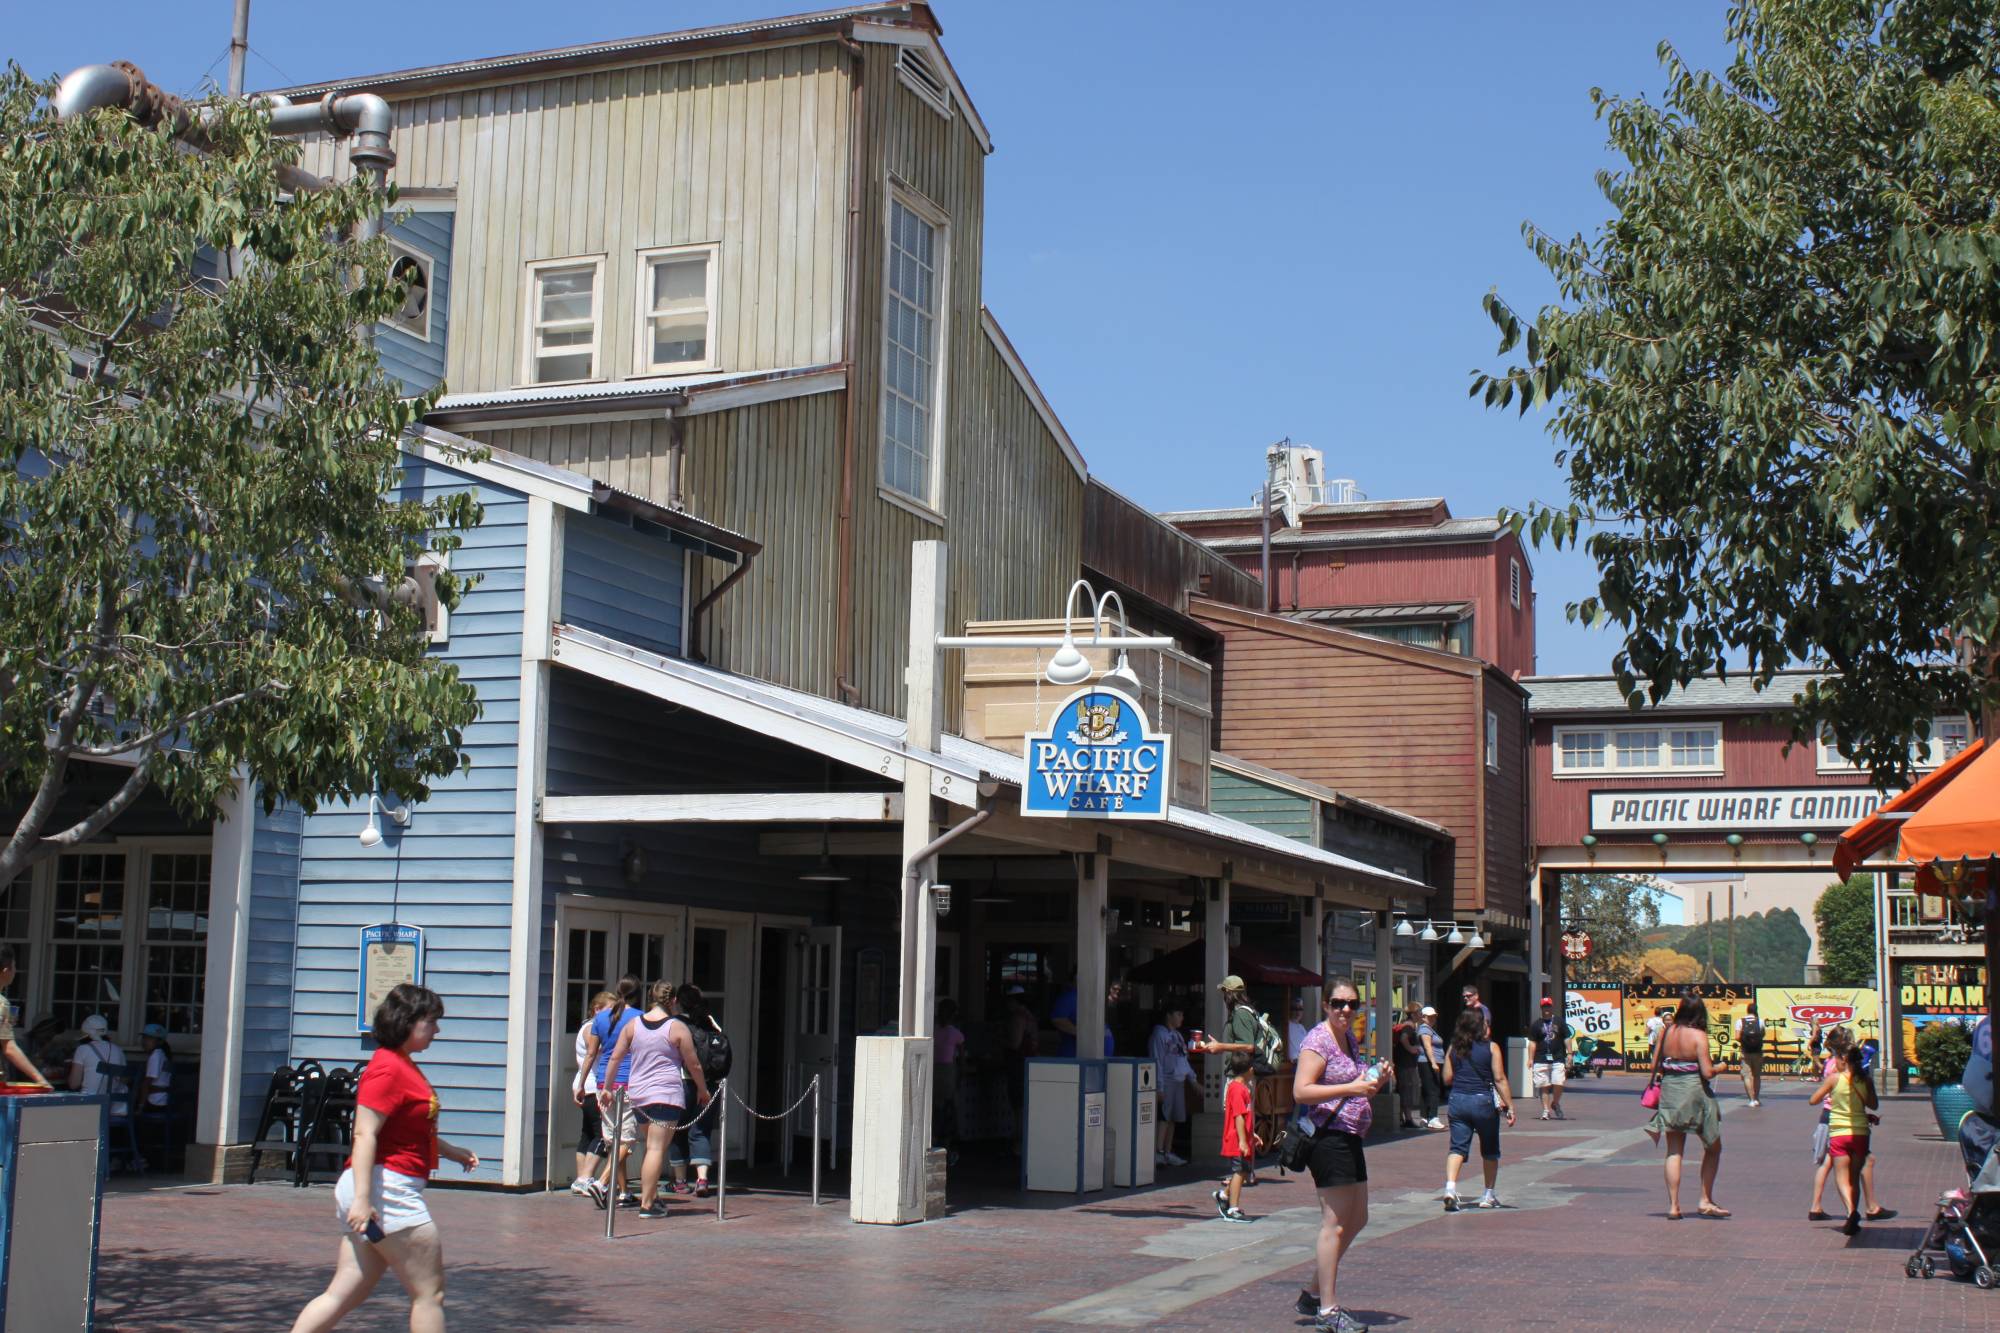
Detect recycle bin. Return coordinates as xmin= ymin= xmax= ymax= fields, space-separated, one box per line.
xmin=0 ymin=1089 xmax=107 ymax=1331
xmin=1023 ymin=1058 xmax=1105 ymax=1193
xmin=1104 ymin=1057 xmax=1157 ymax=1187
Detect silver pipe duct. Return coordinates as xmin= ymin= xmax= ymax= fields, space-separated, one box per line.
xmin=228 ymin=0 xmax=251 ymax=98
xmin=53 ymin=63 xmax=141 ymax=121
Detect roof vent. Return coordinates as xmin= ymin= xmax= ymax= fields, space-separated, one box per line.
xmin=898 ymin=46 xmax=951 ymax=117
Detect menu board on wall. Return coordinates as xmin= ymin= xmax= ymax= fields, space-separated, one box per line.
xmin=358 ymin=923 xmax=425 ymax=1034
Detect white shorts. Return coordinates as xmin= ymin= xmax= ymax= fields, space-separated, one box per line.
xmin=1531 ymin=1062 xmax=1566 ymax=1089
xmin=335 ymin=1166 xmax=433 ymax=1236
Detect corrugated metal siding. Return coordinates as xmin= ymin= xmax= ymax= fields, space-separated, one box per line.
xmin=1209 ymin=769 xmax=1315 ymax=845
xmin=560 ymin=513 xmax=685 ymax=657
xmin=298 ymin=42 xmax=851 ymax=391
xmin=1085 ymin=482 xmax=1262 ymax=616
xmin=238 ymin=800 xmax=302 ymax=1141
xmin=1530 ymin=714 xmax=1877 ymax=847
xmin=376 ymin=211 xmax=455 ymax=396
xmin=288 ymin=454 xmax=527 ymax=1179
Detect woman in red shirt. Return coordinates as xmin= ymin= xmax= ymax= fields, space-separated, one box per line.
xmin=290 ymin=983 xmax=479 ymax=1333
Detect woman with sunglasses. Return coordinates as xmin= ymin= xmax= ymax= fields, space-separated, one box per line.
xmin=1290 ymin=979 xmax=1387 ymax=1333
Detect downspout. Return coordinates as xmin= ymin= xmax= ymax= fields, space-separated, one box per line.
xmin=1290 ymin=551 xmax=1301 ymax=612
xmin=664 ymin=404 xmax=688 ymax=512
xmin=833 ymin=37 xmax=868 ymax=704
xmin=687 ymin=550 xmax=755 ymax=665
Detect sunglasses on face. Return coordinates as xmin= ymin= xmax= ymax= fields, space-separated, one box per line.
xmin=1325 ymin=998 xmax=1360 ymax=1011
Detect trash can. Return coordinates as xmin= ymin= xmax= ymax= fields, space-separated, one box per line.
xmin=1505 ymin=1037 xmax=1533 ymax=1100
xmin=1023 ymin=1058 xmax=1105 ymax=1193
xmin=0 ymin=1089 xmax=108 ymax=1331
xmin=1103 ymin=1057 xmax=1157 ymax=1187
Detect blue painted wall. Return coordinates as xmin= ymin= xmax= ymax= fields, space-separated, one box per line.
xmin=559 ymin=515 xmax=686 ymax=658
xmin=238 ymin=799 xmax=303 ymax=1141
xmin=288 ymin=451 xmax=523 ymax=1179
xmin=1209 ymin=768 xmax=1317 ymax=845
xmin=376 ymin=211 xmax=453 ymax=397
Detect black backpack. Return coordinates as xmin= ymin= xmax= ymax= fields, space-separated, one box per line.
xmin=689 ymin=1015 xmax=733 ymax=1084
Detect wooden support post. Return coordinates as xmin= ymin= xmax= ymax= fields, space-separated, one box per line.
xmin=1373 ymin=910 xmax=1394 ymax=1062
xmin=899 ymin=540 xmax=946 ymax=1040
xmin=1299 ymin=892 xmax=1324 ymax=1019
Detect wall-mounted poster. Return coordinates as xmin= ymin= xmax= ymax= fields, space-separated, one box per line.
xmin=1753 ymin=986 xmax=1882 ymax=1070
xmin=1899 ymin=962 xmax=1987 ymax=1081
xmin=358 ymin=923 xmax=424 ymax=1034
xmin=1620 ymin=984 xmax=1756 ymax=1070
xmin=1565 ymin=987 xmax=1627 ymax=1070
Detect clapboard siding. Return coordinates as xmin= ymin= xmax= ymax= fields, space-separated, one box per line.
xmin=288 ymin=452 xmax=526 ymax=1179
xmin=377 ymin=210 xmax=454 ymax=396
xmin=297 ymin=43 xmax=850 ymax=390
xmin=560 ymin=514 xmax=686 ymax=657
xmin=1209 ymin=769 xmax=1316 ymax=846
xmin=238 ymin=800 xmax=303 ymax=1141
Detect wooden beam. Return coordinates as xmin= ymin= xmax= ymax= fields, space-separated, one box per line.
xmin=545 ymin=792 xmax=903 ymax=824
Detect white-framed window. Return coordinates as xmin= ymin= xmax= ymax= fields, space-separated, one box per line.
xmin=634 ymin=243 xmax=718 ymax=374
xmin=1509 ymin=558 xmax=1522 ymax=610
xmin=384 ymin=241 xmax=434 ymax=342
xmin=1485 ymin=709 xmax=1501 ymax=771
xmin=524 ymin=256 xmax=604 ymax=385
xmin=880 ymin=190 xmax=948 ymax=509
xmin=1818 ymin=715 xmax=1972 ymax=773
xmin=1553 ymin=722 xmax=1724 ymax=776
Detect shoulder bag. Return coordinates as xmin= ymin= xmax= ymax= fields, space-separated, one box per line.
xmin=1281 ymin=1031 xmax=1360 ymax=1170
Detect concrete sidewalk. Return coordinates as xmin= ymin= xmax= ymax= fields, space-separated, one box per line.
xmin=94 ymin=1079 xmax=1996 ymax=1330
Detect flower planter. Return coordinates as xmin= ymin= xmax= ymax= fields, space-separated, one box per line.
xmin=1932 ymin=1083 xmax=1976 ymax=1139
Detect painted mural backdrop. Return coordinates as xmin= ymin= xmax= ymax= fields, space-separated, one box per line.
xmin=1899 ymin=962 xmax=1987 ymax=1081
xmin=1753 ymin=986 xmax=1883 ymax=1066
xmin=1565 ymin=987 xmax=1628 ymax=1070
xmin=1620 ymin=984 xmax=1757 ymax=1070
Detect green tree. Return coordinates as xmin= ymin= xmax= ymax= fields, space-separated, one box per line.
xmin=1477 ymin=0 xmax=2000 ymax=780
xmin=0 ymin=70 xmax=480 ymax=886
xmin=1674 ymin=907 xmax=1812 ymax=983
xmin=1560 ymin=872 xmax=1662 ymax=978
xmin=1814 ymin=876 xmax=1878 ymax=985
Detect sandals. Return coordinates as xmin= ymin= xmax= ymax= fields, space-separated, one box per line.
xmin=1666 ymin=1211 xmax=1682 ymax=1221
xmin=1806 ymin=1209 xmax=1831 ymax=1221
xmin=1697 ymin=1205 xmax=1731 ymax=1219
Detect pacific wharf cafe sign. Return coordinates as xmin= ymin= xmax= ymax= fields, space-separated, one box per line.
xmin=1589 ymin=786 xmax=1893 ymax=834
xmin=1022 ymin=686 xmax=1171 ymax=820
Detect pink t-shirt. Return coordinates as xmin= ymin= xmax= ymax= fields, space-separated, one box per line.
xmin=936 ymin=1024 xmax=965 ymax=1066
xmin=1301 ymin=1022 xmax=1373 ymax=1138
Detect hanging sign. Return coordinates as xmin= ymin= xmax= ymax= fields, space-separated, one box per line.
xmin=1022 ymin=686 xmax=1171 ymax=820
xmin=357 ymin=923 xmax=425 ymax=1033
xmin=1560 ymin=929 xmax=1593 ymax=961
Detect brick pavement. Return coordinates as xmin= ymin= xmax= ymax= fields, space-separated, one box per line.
xmin=92 ymin=1079 xmax=2000 ymax=1331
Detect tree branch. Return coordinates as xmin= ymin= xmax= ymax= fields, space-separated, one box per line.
xmin=69 ymin=685 xmax=281 ymax=759
xmin=30 ymin=762 xmax=154 ymax=859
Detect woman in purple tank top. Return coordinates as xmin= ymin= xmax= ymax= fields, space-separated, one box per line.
xmin=602 ymin=981 xmax=711 ymax=1217
xmin=1291 ymin=977 xmax=1389 ymax=1333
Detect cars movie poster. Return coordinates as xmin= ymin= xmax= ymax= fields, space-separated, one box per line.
xmin=1755 ymin=986 xmax=1881 ymax=1065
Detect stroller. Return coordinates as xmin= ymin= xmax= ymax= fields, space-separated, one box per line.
xmin=1906 ymin=1109 xmax=2000 ymax=1289
xmin=1568 ymin=1036 xmax=1604 ymax=1081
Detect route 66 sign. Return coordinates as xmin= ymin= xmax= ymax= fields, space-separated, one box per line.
xmin=1559 ymin=930 xmax=1593 ymax=961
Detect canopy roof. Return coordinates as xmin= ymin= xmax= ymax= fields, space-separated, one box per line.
xmin=1902 ymin=738 xmax=2000 ymax=867
xmin=1833 ymin=738 xmax=1987 ymax=877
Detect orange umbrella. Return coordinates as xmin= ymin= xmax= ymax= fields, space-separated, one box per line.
xmin=1901 ymin=738 xmax=2000 ymax=870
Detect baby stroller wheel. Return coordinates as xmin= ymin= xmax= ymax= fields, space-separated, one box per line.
xmin=1976 ymin=1265 xmax=1997 ymax=1291
xmin=1921 ymin=1256 xmax=1936 ymax=1279
xmin=1904 ymin=1256 xmax=1921 ymax=1279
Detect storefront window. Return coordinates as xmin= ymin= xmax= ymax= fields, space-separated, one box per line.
xmin=143 ymin=852 xmax=211 ymax=1035
xmin=50 ymin=852 xmax=127 ymax=1034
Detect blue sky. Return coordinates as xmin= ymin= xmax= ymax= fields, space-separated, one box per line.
xmin=12 ymin=2 xmax=1740 ymax=675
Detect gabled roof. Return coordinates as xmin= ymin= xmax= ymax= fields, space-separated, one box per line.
xmin=1190 ymin=597 xmax=1485 ymax=678
xmin=1193 ymin=517 xmax=1506 ymax=553
xmin=979 ymin=309 xmax=1085 ymax=480
xmin=1162 ymin=497 xmax=1448 ymax=525
xmin=1523 ymin=669 xmax=1831 ymax=718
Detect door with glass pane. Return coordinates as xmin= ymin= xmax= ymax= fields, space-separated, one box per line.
xmin=551 ymin=907 xmax=613 ymax=1184
xmin=786 ymin=926 xmax=841 ymax=1171
xmin=688 ymin=912 xmax=751 ymax=1159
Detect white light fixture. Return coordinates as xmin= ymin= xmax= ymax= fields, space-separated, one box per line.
xmin=1419 ymin=922 xmax=1440 ymax=942
xmin=1394 ymin=916 xmax=1415 ymax=938
xmin=1467 ymin=929 xmax=1485 ymax=948
xmin=932 ymin=883 xmax=952 ymax=918
xmin=1446 ymin=924 xmax=1465 ymax=944
xmin=357 ymin=793 xmax=410 ymax=848
xmin=1101 ymin=650 xmax=1142 ymax=695
xmin=1045 ymin=578 xmax=1097 ymax=685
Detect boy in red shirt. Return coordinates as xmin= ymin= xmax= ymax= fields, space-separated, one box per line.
xmin=1213 ymin=1052 xmax=1261 ymax=1222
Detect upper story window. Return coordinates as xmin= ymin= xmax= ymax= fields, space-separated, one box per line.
xmin=880 ymin=192 xmax=948 ymax=510
xmin=1554 ymin=722 xmax=1723 ymax=776
xmin=1818 ymin=715 xmax=1971 ymax=773
xmin=1485 ymin=710 xmax=1500 ymax=771
xmin=385 ymin=242 xmax=434 ymax=342
xmin=1509 ymin=558 xmax=1522 ymax=610
xmin=636 ymin=244 xmax=717 ymax=374
xmin=525 ymin=256 xmax=604 ymax=385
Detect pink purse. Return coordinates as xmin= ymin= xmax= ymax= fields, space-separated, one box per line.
xmin=1640 ymin=1079 xmax=1661 ymax=1110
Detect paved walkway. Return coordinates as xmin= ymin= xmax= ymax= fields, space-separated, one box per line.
xmin=95 ymin=1079 xmax=1998 ymax=1330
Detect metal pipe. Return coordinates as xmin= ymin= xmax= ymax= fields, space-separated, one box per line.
xmin=1260 ymin=482 xmax=1273 ymax=613
xmin=687 ymin=550 xmax=755 ymax=663
xmin=715 ymin=1078 xmax=727 ymax=1222
xmin=228 ymin=0 xmax=251 ymax=98
xmin=811 ymin=1075 xmax=821 ymax=1208
xmin=833 ymin=39 xmax=867 ymax=705
xmin=603 ymin=1088 xmax=624 ymax=1241
xmin=53 ymin=63 xmax=140 ymax=121
xmin=664 ymin=410 xmax=687 ymax=511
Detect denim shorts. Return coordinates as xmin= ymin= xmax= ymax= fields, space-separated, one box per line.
xmin=1447 ymin=1096 xmax=1501 ymax=1160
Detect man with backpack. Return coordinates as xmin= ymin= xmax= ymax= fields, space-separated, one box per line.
xmin=671 ymin=984 xmax=732 ymax=1197
xmin=1734 ymin=1009 xmax=1765 ymax=1108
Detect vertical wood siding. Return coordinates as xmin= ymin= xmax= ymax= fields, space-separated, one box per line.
xmin=298 ymin=42 xmax=851 ymax=390
xmin=238 ymin=801 xmax=302 ymax=1141
xmin=375 ymin=211 xmax=454 ymax=396
xmin=559 ymin=514 xmax=686 ymax=658
xmin=1481 ymin=676 xmax=1528 ymax=920
xmin=288 ymin=455 xmax=527 ymax=1178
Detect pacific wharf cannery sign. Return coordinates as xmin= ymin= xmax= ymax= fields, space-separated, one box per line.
xmin=1588 ymin=786 xmax=1891 ymax=833
xmin=1022 ymin=686 xmax=1170 ymax=820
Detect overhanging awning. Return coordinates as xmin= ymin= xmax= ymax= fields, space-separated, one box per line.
xmin=1832 ymin=738 xmax=1986 ymax=877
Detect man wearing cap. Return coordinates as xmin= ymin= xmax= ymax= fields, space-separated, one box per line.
xmin=1210 ymin=977 xmax=1267 ymax=1061
xmin=1530 ymin=997 xmax=1573 ymax=1120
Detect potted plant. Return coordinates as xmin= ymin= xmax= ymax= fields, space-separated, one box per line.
xmin=1916 ymin=1021 xmax=1976 ymax=1139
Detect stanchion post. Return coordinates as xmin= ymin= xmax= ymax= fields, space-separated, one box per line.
xmin=715 ymin=1078 xmax=727 ymax=1222
xmin=603 ymin=1089 xmax=623 ymax=1241
xmin=811 ymin=1074 xmax=821 ymax=1207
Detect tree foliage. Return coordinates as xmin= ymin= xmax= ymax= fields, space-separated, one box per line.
xmin=1631 ymin=947 xmax=1703 ymax=984
xmin=1477 ymin=0 xmax=2000 ymax=782
xmin=1814 ymin=875 xmax=1879 ymax=985
xmin=1560 ymin=872 xmax=1662 ymax=977
xmin=0 ymin=69 xmax=480 ymax=884
xmin=1673 ymin=907 xmax=1811 ymax=984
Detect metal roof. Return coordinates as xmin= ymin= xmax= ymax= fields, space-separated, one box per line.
xmin=1294 ymin=602 xmax=1473 ymax=625
xmin=1210 ymin=753 xmax=1454 ymax=839
xmin=1195 ymin=517 xmax=1505 ymax=553
xmin=260 ymin=4 xmax=920 ymax=98
xmin=1161 ymin=497 xmax=1446 ymax=524
xmin=1522 ymin=669 xmax=1831 ymax=717
xmin=430 ymin=365 xmax=843 ymax=418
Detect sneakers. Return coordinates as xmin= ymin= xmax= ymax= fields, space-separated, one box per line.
xmin=1552 ymin=1107 xmax=1567 ymax=1120
xmin=1213 ymin=1188 xmax=1230 ymax=1219
xmin=1222 ymin=1207 xmax=1252 ymax=1223
xmin=1426 ymin=1117 xmax=1446 ymax=1130
xmin=1748 ymin=1099 xmax=1762 ymax=1108
xmin=670 ymin=1179 xmax=694 ymax=1196
xmin=694 ymin=1180 xmax=713 ymax=1199
xmin=616 ymin=1192 xmax=641 ymax=1208
xmin=585 ymin=1177 xmax=609 ymax=1210
xmin=1162 ymin=1151 xmax=1186 ymax=1167
xmin=1313 ymin=1308 xmax=1370 ymax=1332
xmin=1296 ymin=1290 xmax=1319 ymax=1317
xmin=1441 ymin=1187 xmax=1460 ymax=1213
xmin=636 ymin=1201 xmax=669 ymax=1219
xmin=568 ymin=1178 xmax=594 ymax=1196
xmin=1477 ymin=1190 xmax=1501 ymax=1210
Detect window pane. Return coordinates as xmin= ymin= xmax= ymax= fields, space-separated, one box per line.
xmin=144 ymin=853 xmax=209 ymax=1035
xmin=651 ymin=315 xmax=707 ymax=365
xmin=51 ymin=853 xmax=126 ymax=1034
xmin=1614 ymin=730 xmax=1660 ymax=767
xmin=541 ymin=326 xmax=591 ymax=349
xmin=651 ymin=255 xmax=707 ymax=309
xmin=536 ymin=352 xmax=593 ymax=383
xmin=691 ymin=927 xmax=727 ymax=992
xmin=538 ymin=268 xmax=595 ymax=322
xmin=1559 ymin=731 xmax=1605 ymax=768
xmin=1668 ymin=727 xmax=1717 ymax=767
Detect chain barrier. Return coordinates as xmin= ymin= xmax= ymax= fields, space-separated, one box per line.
xmin=599 ymin=1075 xmax=823 ymax=1237
xmin=726 ymin=1076 xmax=818 ymax=1121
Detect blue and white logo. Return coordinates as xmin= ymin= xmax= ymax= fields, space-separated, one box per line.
xmin=1022 ymin=687 xmax=1171 ymax=820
